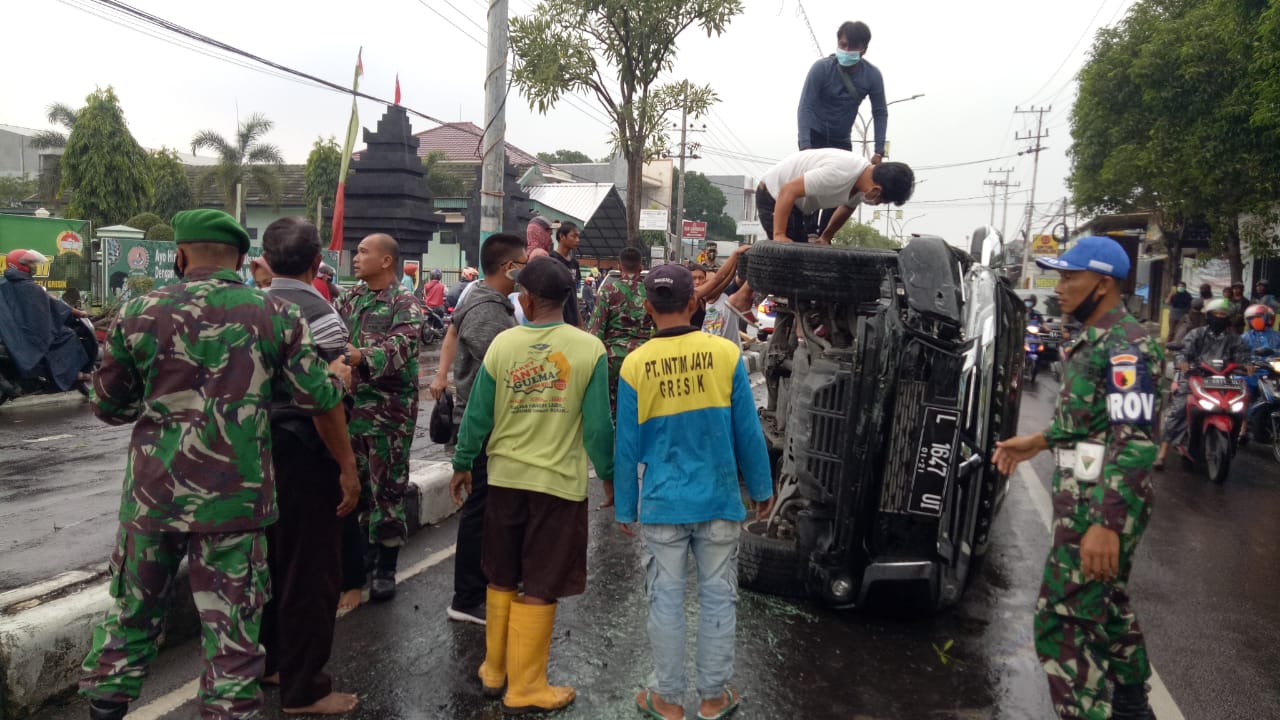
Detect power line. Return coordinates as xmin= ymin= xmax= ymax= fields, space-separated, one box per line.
xmin=1020 ymin=0 xmax=1112 ymax=105
xmin=410 ymin=0 xmax=488 ymax=44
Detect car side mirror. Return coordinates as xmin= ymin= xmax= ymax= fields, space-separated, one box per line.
xmin=969 ymin=225 xmax=1004 ymax=267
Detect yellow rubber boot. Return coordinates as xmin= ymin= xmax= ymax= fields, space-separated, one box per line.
xmin=501 ymin=600 xmax=575 ymax=715
xmin=479 ymin=588 xmax=517 ymax=697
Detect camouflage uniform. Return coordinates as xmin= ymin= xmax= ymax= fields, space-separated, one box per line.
xmin=585 ymin=272 xmax=654 ymax=413
xmin=1036 ymin=304 xmax=1165 ymax=720
xmin=336 ymin=282 xmax=423 ymax=546
xmin=81 ymin=267 xmax=343 ymax=719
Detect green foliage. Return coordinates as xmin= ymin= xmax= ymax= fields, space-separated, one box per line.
xmin=1068 ymin=0 xmax=1280 ymax=273
xmin=640 ymin=230 xmax=667 ymax=247
xmin=510 ymin=0 xmax=742 ymax=244
xmin=304 ymin=136 xmax=342 ymax=243
xmin=61 ymin=87 xmax=151 ymax=228
xmin=833 ymin=222 xmax=900 ymax=249
xmin=145 ymin=223 xmax=174 ymax=241
xmin=191 ymin=112 xmax=284 ymax=222
xmin=0 ymin=176 xmax=37 ymax=207
xmin=673 ymin=170 xmax=738 ymax=240
xmin=536 ymin=149 xmax=594 ymax=164
xmin=147 ymin=148 xmax=193 ymax=221
xmin=423 ymin=151 xmax=467 ymax=198
xmin=124 ymin=212 xmax=163 ymax=233
xmin=29 ymin=102 xmax=79 ymax=150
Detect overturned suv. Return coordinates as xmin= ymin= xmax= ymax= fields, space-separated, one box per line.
xmin=740 ymin=229 xmax=1025 ymax=610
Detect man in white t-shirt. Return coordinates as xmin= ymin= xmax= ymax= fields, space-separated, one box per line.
xmin=690 ymin=264 xmax=753 ymax=351
xmin=756 ymin=149 xmax=914 ymax=243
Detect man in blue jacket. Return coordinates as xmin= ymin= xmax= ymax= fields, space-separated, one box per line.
xmin=614 ymin=263 xmax=774 ymax=720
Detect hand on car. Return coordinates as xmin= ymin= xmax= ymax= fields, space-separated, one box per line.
xmin=992 ymin=433 xmax=1048 ymax=475
xmin=1080 ymin=524 xmax=1120 ymax=583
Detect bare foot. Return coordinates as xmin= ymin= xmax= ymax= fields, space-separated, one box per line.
xmin=635 ymin=689 xmax=683 ymax=720
xmin=262 ymin=672 xmax=280 ymax=686
xmin=337 ymin=589 xmax=363 ymax=617
xmin=284 ymin=691 xmax=359 ymax=715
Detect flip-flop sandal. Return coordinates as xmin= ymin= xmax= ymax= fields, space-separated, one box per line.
xmin=636 ymin=689 xmax=681 ymax=720
xmin=696 ymin=688 xmax=740 ymax=720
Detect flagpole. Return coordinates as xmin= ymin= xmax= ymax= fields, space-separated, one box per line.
xmin=330 ymin=47 xmax=363 ymax=253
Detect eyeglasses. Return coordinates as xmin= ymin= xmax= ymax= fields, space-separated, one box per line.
xmin=507 ymin=259 xmax=527 ymax=269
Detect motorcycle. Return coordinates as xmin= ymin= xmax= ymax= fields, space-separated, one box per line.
xmin=1177 ymin=358 xmax=1249 ymax=484
xmin=0 ymin=316 xmax=98 ymax=407
xmin=1023 ymin=324 xmax=1045 ymax=383
xmin=419 ymin=305 xmax=448 ymax=346
xmin=1245 ymin=350 xmax=1280 ymax=464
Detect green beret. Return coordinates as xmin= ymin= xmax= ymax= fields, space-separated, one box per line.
xmin=172 ymin=209 xmax=250 ymax=253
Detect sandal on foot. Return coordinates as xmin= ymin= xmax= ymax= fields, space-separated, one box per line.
xmin=697 ymin=688 xmax=740 ymax=720
xmin=636 ymin=689 xmax=682 ymax=720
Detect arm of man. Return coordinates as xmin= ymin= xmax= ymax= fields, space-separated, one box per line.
xmin=354 ymin=295 xmax=422 ymax=383
xmin=613 ymin=370 xmax=641 ymax=525
xmin=586 ymin=288 xmax=610 ymax=343
xmin=582 ymin=353 xmax=615 ymax=483
xmin=452 ymin=364 xmax=497 ymax=473
xmin=697 ymin=246 xmax=749 ymax=302
xmin=818 ymin=205 xmax=855 ymax=243
xmin=91 ymin=312 xmax=143 ymax=425
xmin=770 ymin=176 xmax=807 ymax=243
xmin=727 ymin=280 xmax=755 ymax=313
xmin=429 ymin=323 xmax=460 ymax=400
xmin=869 ymin=66 xmax=888 ymax=159
xmin=796 ymin=60 xmax=824 ymax=150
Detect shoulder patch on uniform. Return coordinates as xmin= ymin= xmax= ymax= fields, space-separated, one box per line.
xmin=1107 ymin=345 xmax=1155 ymax=425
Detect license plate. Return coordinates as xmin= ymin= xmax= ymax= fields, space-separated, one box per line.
xmin=1201 ymin=375 xmax=1242 ymax=389
xmin=907 ymin=407 xmax=960 ymax=517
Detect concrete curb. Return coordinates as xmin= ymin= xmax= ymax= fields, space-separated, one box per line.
xmin=0 ymin=464 xmax=458 ymax=719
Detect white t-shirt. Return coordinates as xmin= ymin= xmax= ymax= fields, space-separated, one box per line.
xmin=761 ymin=149 xmax=871 ymax=215
xmin=701 ymin=293 xmax=742 ymax=350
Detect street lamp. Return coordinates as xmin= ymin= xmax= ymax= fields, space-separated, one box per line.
xmin=856 ymin=93 xmax=925 ymax=159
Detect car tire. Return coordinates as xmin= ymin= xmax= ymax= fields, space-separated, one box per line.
xmin=744 ymin=241 xmax=897 ymax=304
xmin=738 ymin=526 xmax=809 ymax=599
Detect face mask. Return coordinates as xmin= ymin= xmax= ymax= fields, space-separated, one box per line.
xmin=1025 ymin=300 xmax=1035 ymax=309
xmin=1176 ymin=285 xmax=1186 ymax=292
xmin=1251 ymin=317 xmax=1267 ymax=332
xmin=1207 ymin=315 xmax=1229 ymax=333
xmin=835 ymin=49 xmax=861 ymax=66
xmin=1069 ymin=281 xmax=1105 ymax=324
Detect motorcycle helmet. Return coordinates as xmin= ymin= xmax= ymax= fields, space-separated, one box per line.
xmin=5 ymin=248 xmax=48 ymax=272
xmin=1245 ymin=303 xmax=1275 ymax=332
xmin=430 ymin=268 xmax=443 ymax=281
xmin=1205 ymin=297 xmax=1231 ymax=316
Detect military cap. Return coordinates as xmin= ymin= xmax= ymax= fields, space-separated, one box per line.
xmin=172 ymin=209 xmax=251 ymax=253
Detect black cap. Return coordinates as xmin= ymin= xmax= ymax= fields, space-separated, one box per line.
xmin=515 ymin=256 xmax=574 ymax=303
xmin=644 ymin=263 xmax=694 ymax=304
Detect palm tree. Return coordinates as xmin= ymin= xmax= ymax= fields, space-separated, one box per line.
xmin=190 ymin=112 xmax=284 ymax=222
xmin=29 ymin=102 xmax=79 ymax=150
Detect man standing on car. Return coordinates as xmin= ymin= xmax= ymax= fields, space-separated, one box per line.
xmin=993 ymin=236 xmax=1164 ymax=720
xmin=755 ymin=150 xmax=914 ymax=243
xmin=797 ymin=20 xmax=887 ymax=236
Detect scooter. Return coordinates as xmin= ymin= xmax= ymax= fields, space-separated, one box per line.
xmin=1178 ymin=358 xmax=1249 ymax=484
xmin=420 ymin=305 xmax=447 ymax=346
xmin=1023 ymin=324 xmax=1044 ymax=383
xmin=0 ymin=316 xmax=98 ymax=407
xmin=1244 ymin=351 xmax=1280 ymax=464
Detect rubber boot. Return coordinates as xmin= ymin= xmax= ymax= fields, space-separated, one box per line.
xmin=478 ymin=587 xmax=517 ymax=698
xmin=1111 ymin=682 xmax=1156 ymax=720
xmin=369 ymin=544 xmax=399 ymax=602
xmin=501 ymin=601 xmax=575 ymax=715
xmin=87 ymin=699 xmax=128 ymax=720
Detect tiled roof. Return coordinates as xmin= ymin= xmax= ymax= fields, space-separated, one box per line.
xmin=356 ymin=122 xmax=553 ymax=173
xmin=185 ymin=163 xmax=307 ymax=207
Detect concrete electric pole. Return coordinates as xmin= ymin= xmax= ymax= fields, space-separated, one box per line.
xmin=669 ymin=88 xmax=702 ymax=264
xmin=983 ymin=167 xmax=1020 ymax=239
xmin=1015 ymin=106 xmax=1050 ymax=288
xmin=479 ymin=0 xmax=509 ymax=257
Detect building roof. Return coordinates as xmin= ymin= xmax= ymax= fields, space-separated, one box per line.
xmin=185 ymin=163 xmax=307 ymax=208
xmin=529 ymin=183 xmax=627 ymax=258
xmin=357 ymin=122 xmax=553 ymax=173
xmin=528 ymin=183 xmax=615 ymax=224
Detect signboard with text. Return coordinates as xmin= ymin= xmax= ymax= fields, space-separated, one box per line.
xmin=681 ymin=220 xmax=707 ymax=240
xmin=1030 ymin=234 xmax=1060 ymax=257
xmin=104 ymin=238 xmax=338 ymax=296
xmin=0 ymin=215 xmax=92 ymax=296
xmin=639 ymin=209 xmax=669 ymax=231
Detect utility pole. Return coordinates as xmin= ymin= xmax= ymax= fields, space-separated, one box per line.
xmin=668 ymin=87 xmax=702 ymax=264
xmin=984 ymin=167 xmax=1020 ymax=239
xmin=1015 ymin=105 xmax=1050 ymax=288
xmin=479 ymin=0 xmax=509 ymax=261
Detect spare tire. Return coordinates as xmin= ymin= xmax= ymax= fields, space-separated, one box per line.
xmin=744 ymin=240 xmax=897 ymax=303
xmin=738 ymin=527 xmax=809 ymax=599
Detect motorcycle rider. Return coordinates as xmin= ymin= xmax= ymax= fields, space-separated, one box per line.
xmin=1241 ymin=304 xmax=1280 ymax=442
xmin=1154 ymin=298 xmax=1250 ymax=468
xmin=422 ymin=268 xmax=447 ymax=312
xmin=0 ymin=249 xmax=92 ymax=400
xmin=1024 ymin=295 xmax=1045 ymax=326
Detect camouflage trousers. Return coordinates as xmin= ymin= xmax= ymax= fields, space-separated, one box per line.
xmin=607 ymin=355 xmax=626 ymax=417
xmin=80 ymin=526 xmax=270 ymax=719
xmin=1035 ymin=485 xmax=1153 ymax=720
xmin=352 ymin=430 xmax=414 ymax=547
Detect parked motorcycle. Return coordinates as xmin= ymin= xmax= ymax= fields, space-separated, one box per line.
xmin=0 ymin=316 xmax=98 ymax=407
xmin=1177 ymin=358 xmax=1249 ymax=484
xmin=1245 ymin=350 xmax=1280 ymax=464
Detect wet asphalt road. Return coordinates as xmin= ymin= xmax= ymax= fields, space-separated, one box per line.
xmin=14 ymin=373 xmax=1280 ymax=719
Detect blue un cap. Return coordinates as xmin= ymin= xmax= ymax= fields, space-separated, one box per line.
xmin=1035 ymin=235 xmax=1130 ymax=280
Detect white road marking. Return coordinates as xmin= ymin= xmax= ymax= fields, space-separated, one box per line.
xmin=26 ymin=433 xmax=73 ymax=443
xmin=125 ymin=544 xmax=458 ymax=718
xmin=1015 ymin=463 xmax=1185 ymax=719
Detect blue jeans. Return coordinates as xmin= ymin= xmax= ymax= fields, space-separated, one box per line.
xmin=641 ymin=520 xmax=740 ymax=701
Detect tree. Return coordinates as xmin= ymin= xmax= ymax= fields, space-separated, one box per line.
xmin=147 ymin=149 xmax=193 ymax=221
xmin=29 ymin=102 xmax=79 ymax=150
xmin=304 ymin=136 xmax=342 ymax=243
xmin=510 ymin=0 xmax=741 ymax=246
xmin=124 ymin=212 xmax=163 ymax=234
xmin=536 ymin=149 xmax=593 ymax=164
xmin=672 ymin=170 xmax=738 ymax=240
xmin=832 ymin=222 xmax=900 ymax=249
xmin=0 ymin=176 xmax=36 ymax=207
xmin=60 ymin=87 xmax=151 ymax=228
xmin=146 ymin=224 xmax=174 ymax=241
xmin=191 ymin=112 xmax=284 ymax=223
xmin=423 ymin=151 xmax=467 ymax=198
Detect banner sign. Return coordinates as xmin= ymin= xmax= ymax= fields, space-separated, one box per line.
xmin=104 ymin=238 xmax=338 ymax=296
xmin=639 ymin=209 xmax=669 ymax=231
xmin=681 ymin=220 xmax=707 ymax=240
xmin=1031 ymin=234 xmax=1059 ymax=257
xmin=0 ymin=215 xmax=92 ymax=295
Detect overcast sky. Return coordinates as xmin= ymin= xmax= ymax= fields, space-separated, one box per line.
xmin=5 ymin=0 xmax=1134 ymax=244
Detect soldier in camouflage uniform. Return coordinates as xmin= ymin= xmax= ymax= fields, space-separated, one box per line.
xmin=79 ymin=209 xmax=349 ymax=720
xmin=335 ymin=233 xmax=423 ymax=601
xmin=586 ymin=246 xmax=654 ymax=417
xmin=994 ymin=237 xmax=1162 ymax=720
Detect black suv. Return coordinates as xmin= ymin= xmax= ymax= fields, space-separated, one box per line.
xmin=740 ymin=230 xmax=1025 ymax=609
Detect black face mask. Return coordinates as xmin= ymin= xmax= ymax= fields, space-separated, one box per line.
xmin=1207 ymin=315 xmax=1229 ymax=333
xmin=1070 ymin=281 xmax=1105 ymax=324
